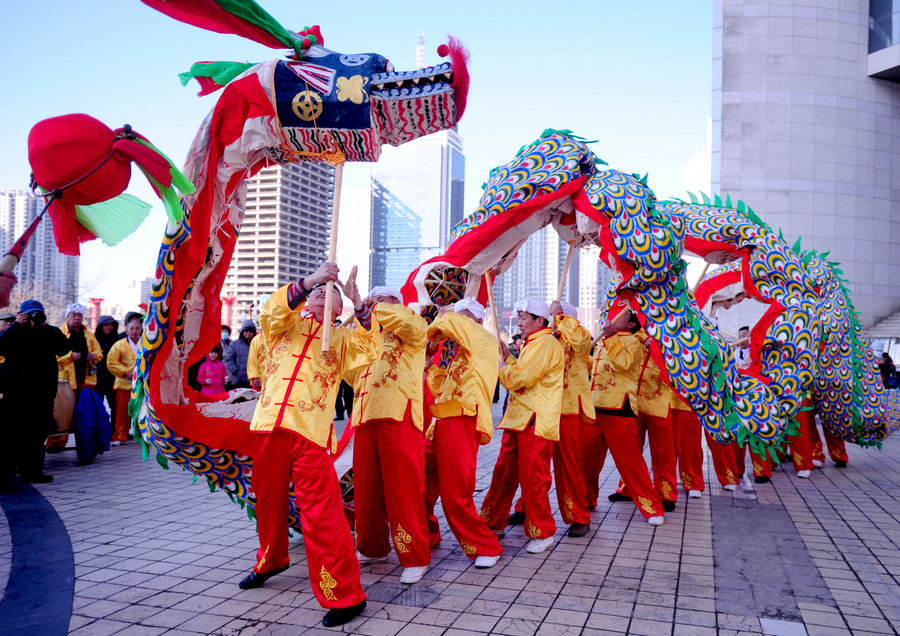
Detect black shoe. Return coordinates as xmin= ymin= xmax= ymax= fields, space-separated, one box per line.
xmin=322 ymin=600 xmax=366 ymax=627
xmin=834 ymin=460 xmax=847 ymax=468
xmin=737 ymin=473 xmax=744 ymax=480
xmin=20 ymin=474 xmax=52 ymax=484
xmin=608 ymin=492 xmax=631 ymax=502
xmin=662 ymin=500 xmax=676 ymax=512
xmin=508 ymin=511 xmax=526 ymax=525
xmin=567 ymin=523 xmax=591 ymax=537
xmin=238 ymin=565 xmax=288 ymax=589
xmin=754 ymin=475 xmax=770 ymax=484
xmin=0 ymin=483 xmax=21 ymax=494
xmin=587 ymin=503 xmax=596 ymax=511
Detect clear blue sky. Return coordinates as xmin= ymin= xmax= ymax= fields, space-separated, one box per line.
xmin=0 ymin=1 xmax=712 ymax=304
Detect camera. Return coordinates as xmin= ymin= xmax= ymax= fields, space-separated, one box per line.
xmin=27 ymin=310 xmax=46 ymax=326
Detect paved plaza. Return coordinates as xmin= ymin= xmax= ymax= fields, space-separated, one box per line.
xmin=2 ymin=400 xmax=900 ymax=636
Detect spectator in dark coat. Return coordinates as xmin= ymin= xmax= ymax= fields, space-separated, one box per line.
xmin=94 ymin=315 xmax=119 ymax=419
xmin=225 ymin=319 xmax=256 ymax=389
xmin=0 ymin=300 xmax=69 ymax=491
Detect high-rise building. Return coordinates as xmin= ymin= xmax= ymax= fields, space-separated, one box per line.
xmin=712 ymin=0 xmax=900 ymax=333
xmin=0 ymin=189 xmax=78 ymax=319
xmin=335 ymin=186 xmax=372 ymax=294
xmin=222 ymin=163 xmax=335 ymax=326
xmin=370 ymin=128 xmax=465 ymax=289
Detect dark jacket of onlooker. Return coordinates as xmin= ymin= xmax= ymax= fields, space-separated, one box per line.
xmin=224 ymin=320 xmax=256 ymax=389
xmin=94 ymin=316 xmax=120 ymax=400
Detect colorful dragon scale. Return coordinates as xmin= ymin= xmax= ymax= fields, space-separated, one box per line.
xmin=406 ymin=130 xmax=787 ymax=447
xmin=132 ymin=39 xmax=468 ymax=526
xmin=802 ymin=250 xmax=895 ymax=445
xmin=667 ymin=195 xmax=894 ymax=447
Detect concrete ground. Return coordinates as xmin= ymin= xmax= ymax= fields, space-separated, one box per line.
xmin=1 ymin=399 xmax=899 ymax=636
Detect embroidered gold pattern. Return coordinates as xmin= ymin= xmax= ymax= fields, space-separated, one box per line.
xmin=752 ymin=461 xmax=763 ymax=475
xmin=527 ymin=521 xmax=541 ymax=538
xmin=461 ymin=542 xmax=477 ymax=556
xmin=681 ymin=472 xmax=693 ymax=490
xmin=792 ymin=451 xmax=802 ymax=464
xmin=725 ymin=469 xmax=736 ymax=482
xmin=562 ymin=494 xmax=574 ymax=522
xmin=393 ymin=524 xmax=412 ymax=554
xmin=479 ymin=506 xmax=491 ymax=520
xmin=296 ymin=356 xmax=339 ymax=412
xmin=661 ymin=481 xmax=674 ymax=500
xmin=637 ymin=496 xmax=655 ymax=514
xmin=318 ymin=565 xmax=338 ymax=601
xmin=373 ymin=331 xmax=403 ymax=389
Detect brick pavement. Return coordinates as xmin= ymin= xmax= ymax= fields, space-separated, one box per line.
xmin=1 ymin=399 xmax=899 ymax=635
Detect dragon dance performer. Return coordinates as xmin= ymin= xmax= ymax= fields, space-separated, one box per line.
xmin=347 ymin=287 xmax=431 ymax=585
xmin=661 ymin=374 xmax=706 ymax=499
xmin=807 ymin=406 xmax=849 ymax=467
xmin=240 ymin=262 xmax=377 ymax=628
xmin=547 ymin=300 xmax=593 ymax=536
xmin=481 ymin=299 xmax=563 ymax=553
xmin=246 ymin=332 xmax=267 ymax=391
xmin=586 ymin=311 xmax=665 ymax=526
xmin=423 ymin=299 xmax=503 ymax=568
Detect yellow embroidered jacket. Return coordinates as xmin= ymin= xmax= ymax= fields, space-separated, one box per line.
xmin=246 ymin=333 xmax=268 ymax=388
xmin=425 ymin=312 xmax=499 ymax=445
xmin=499 ymin=327 xmax=564 ymax=441
xmin=590 ymin=331 xmax=645 ymax=411
xmin=250 ymin=284 xmax=380 ymax=450
xmin=555 ymin=314 xmax=596 ymax=422
xmin=57 ymin=325 xmax=103 ymax=389
xmin=348 ymin=303 xmax=427 ymax=431
xmin=106 ymin=338 xmax=136 ymax=391
xmin=636 ymin=333 xmax=691 ymax=417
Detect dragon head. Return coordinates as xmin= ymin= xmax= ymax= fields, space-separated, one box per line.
xmin=271 ymin=38 xmax=469 ymax=162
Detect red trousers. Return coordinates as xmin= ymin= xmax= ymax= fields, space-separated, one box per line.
xmin=251 ymin=428 xmax=364 ymax=609
xmin=638 ymin=413 xmax=678 ymax=502
xmin=112 ymin=389 xmax=131 ymax=442
xmin=671 ymin=410 xmax=705 ymax=492
xmin=353 ymin=416 xmax=430 ymax=567
xmin=423 ymin=416 xmax=501 ymax=558
xmin=705 ymin=431 xmax=740 ymax=486
xmin=552 ymin=414 xmax=591 ymax=525
xmin=808 ymin=421 xmax=849 ymax=463
xmin=593 ymin=413 xmax=665 ymax=519
xmin=787 ymin=410 xmax=815 ymax=471
xmin=482 ymin=425 xmax=556 ymax=539
xmin=582 ymin=421 xmax=608 ymax=509
xmin=733 ymin=443 xmax=771 ymax=478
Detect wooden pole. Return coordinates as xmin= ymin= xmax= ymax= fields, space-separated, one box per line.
xmin=321 ymin=162 xmax=344 ymax=351
xmin=691 ymin=262 xmax=711 ymax=294
xmin=483 ymin=272 xmax=502 ymax=345
xmin=556 ymin=243 xmax=575 ymax=302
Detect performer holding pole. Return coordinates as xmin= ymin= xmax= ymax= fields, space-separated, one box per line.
xmin=481 ymin=299 xmax=563 ymax=553
xmin=240 ymin=261 xmax=378 ymax=628
xmin=423 ymin=300 xmax=503 ymax=568
xmin=348 ymin=287 xmax=431 ymax=584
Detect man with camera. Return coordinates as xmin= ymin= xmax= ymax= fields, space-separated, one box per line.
xmin=0 ymin=299 xmax=69 ymax=492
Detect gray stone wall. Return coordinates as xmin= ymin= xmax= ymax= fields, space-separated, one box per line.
xmin=712 ymin=0 xmax=900 ymax=327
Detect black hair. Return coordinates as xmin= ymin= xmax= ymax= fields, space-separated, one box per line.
xmin=512 ymin=334 xmax=522 ymax=341
xmin=739 ymin=325 xmax=750 ymax=332
xmin=221 ymin=325 xmax=232 ymax=334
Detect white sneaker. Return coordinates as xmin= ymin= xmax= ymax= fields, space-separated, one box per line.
xmin=648 ymin=516 xmax=665 ymax=527
xmin=525 ymin=537 xmax=554 ymax=554
xmin=110 ymin=441 xmax=121 ymax=447
xmin=688 ymin=490 xmax=702 ymax=499
xmin=722 ymin=484 xmax=737 ymax=491
xmin=400 ymin=565 xmax=427 ymax=584
xmin=474 ymin=555 xmax=500 ymax=569
xmin=490 ymin=528 xmax=506 ymax=539
xmin=812 ymin=460 xmax=824 ymax=468
xmin=796 ymin=470 xmax=812 ymax=478
xmin=355 ymin=550 xmax=388 ymax=565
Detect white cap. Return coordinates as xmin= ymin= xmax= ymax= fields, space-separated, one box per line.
xmin=454 ymin=298 xmax=485 ymax=321
xmin=558 ymin=300 xmax=578 ymax=319
xmin=514 ymin=298 xmax=550 ymax=320
xmin=65 ymin=303 xmax=87 ymax=317
xmin=368 ymin=286 xmax=403 ymax=302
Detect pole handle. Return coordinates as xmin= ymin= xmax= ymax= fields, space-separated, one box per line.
xmin=321 ymin=163 xmax=344 ymax=350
